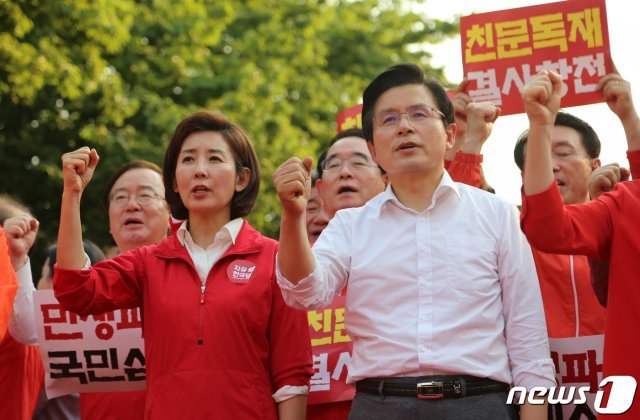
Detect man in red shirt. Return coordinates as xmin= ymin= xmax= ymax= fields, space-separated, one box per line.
xmin=521 ymin=69 xmax=640 ymax=419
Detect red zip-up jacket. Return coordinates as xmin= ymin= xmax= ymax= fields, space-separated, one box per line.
xmin=53 ymin=221 xmax=312 ymax=419
xmin=522 ymin=180 xmax=640 ymax=419
xmin=531 ymin=249 xmax=606 ymax=338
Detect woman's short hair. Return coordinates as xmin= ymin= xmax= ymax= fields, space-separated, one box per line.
xmin=163 ymin=111 xmax=261 ymax=220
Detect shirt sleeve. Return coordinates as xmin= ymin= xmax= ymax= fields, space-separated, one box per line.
xmin=53 ymin=249 xmax=144 ymax=316
xmin=268 ymin=257 xmax=313 ymax=397
xmin=521 ymin=183 xmax=614 ymax=259
xmin=276 ymin=211 xmax=352 ymax=310
xmin=446 ymin=151 xmax=482 ymax=188
xmin=498 ymin=203 xmax=556 ymax=389
xmin=628 ymin=149 xmax=640 ymax=179
xmin=8 ymin=259 xmax=38 ymax=345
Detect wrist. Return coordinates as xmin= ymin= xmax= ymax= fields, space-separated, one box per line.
xmin=10 ymin=255 xmax=28 ymax=271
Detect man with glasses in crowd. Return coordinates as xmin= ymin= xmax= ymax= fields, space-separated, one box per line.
xmin=274 ymin=63 xmax=554 ymax=419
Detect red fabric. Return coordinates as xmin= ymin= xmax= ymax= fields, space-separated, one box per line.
xmin=521 ymin=180 xmax=640 ymax=419
xmin=0 ymin=332 xmax=44 ymax=420
xmin=80 ymin=391 xmax=146 ymax=420
xmin=531 ymin=249 xmax=606 ymax=337
xmin=445 ymin=151 xmax=482 ymax=188
xmin=307 ymin=400 xmax=352 ymax=420
xmin=53 ymin=221 xmax=312 ymax=420
xmin=0 ymin=226 xmax=18 ymax=341
xmin=628 ymin=149 xmax=640 ymax=179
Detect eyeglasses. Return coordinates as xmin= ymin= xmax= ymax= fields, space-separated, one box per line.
xmin=321 ymin=156 xmax=374 ymax=172
xmin=110 ymin=191 xmax=164 ymax=208
xmin=374 ymin=105 xmax=445 ymax=128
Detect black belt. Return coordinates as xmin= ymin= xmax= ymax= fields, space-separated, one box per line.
xmin=356 ymin=376 xmax=510 ymax=399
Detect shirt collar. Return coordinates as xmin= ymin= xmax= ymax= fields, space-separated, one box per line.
xmin=375 ymin=170 xmax=461 ymax=216
xmin=176 ymin=217 xmax=244 ymax=247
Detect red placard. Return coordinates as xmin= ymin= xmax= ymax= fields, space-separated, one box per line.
xmin=460 ymin=0 xmax=612 ymax=115
xmin=307 ymin=295 xmax=355 ymax=404
xmin=336 ymin=104 xmax=362 ymax=133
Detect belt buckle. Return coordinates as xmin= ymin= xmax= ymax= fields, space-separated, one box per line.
xmin=417 ymin=381 xmax=444 ymax=399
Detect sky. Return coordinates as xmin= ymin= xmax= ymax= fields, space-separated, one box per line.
xmin=421 ymin=0 xmax=638 ymax=204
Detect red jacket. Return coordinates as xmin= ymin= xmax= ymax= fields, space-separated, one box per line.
xmin=522 ymin=180 xmax=640 ymax=419
xmin=0 ymin=333 xmax=44 ymax=420
xmin=80 ymin=390 xmax=146 ymax=420
xmin=531 ymin=249 xmax=606 ymax=338
xmin=54 ymin=221 xmax=312 ymax=420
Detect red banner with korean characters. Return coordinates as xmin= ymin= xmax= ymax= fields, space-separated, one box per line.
xmin=336 ymin=104 xmax=363 ymax=133
xmin=33 ymin=290 xmax=146 ymax=398
xmin=548 ymin=335 xmax=604 ymax=419
xmin=461 ymin=0 xmax=612 ymax=116
xmin=307 ymin=295 xmax=355 ymax=404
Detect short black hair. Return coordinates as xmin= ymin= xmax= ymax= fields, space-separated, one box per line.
xmin=316 ymin=128 xmax=367 ymax=178
xmin=102 ymin=160 xmax=163 ymax=210
xmin=362 ymin=63 xmax=454 ymax=143
xmin=514 ymin=111 xmax=601 ymax=171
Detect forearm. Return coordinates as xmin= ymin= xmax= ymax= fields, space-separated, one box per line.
xmin=277 ymin=395 xmax=306 ymax=420
xmin=8 ymin=262 xmax=38 ymax=345
xmin=520 ymin=401 xmax=548 ymax=420
xmin=57 ymin=191 xmax=87 ymax=269
xmin=523 ymin=124 xmax=554 ymax=196
xmin=277 ymin=212 xmax=315 ymax=284
xmin=620 ymin=113 xmax=640 ymax=151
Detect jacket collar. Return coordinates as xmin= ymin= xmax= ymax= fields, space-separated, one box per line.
xmin=155 ymin=220 xmax=264 ymax=261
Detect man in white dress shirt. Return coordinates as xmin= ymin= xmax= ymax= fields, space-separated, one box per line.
xmin=273 ymin=63 xmax=555 ymax=420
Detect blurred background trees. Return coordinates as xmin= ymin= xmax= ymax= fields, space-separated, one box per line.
xmin=0 ymin=0 xmax=457 ymax=275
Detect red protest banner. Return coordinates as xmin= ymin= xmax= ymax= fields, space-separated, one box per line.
xmin=336 ymin=104 xmax=362 ymax=133
xmin=460 ymin=0 xmax=612 ymax=115
xmin=307 ymin=295 xmax=355 ymax=404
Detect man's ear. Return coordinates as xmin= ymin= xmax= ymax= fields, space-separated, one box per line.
xmin=316 ymin=178 xmax=323 ymax=196
xmin=590 ymin=158 xmax=601 ymax=171
xmin=366 ymin=141 xmax=377 ymax=164
xmin=235 ymin=167 xmax=251 ymax=192
xmin=445 ymin=123 xmax=457 ymax=151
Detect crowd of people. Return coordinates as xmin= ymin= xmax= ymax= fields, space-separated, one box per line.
xmin=1 ymin=59 xmax=638 ymax=420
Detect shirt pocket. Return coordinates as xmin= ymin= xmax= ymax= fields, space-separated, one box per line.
xmin=445 ymin=236 xmax=498 ymax=292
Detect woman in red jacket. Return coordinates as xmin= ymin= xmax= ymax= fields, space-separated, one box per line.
xmin=53 ymin=111 xmax=312 ymax=419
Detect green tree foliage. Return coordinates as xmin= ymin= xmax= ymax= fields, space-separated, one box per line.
xmin=0 ymin=0 xmax=457 ymax=274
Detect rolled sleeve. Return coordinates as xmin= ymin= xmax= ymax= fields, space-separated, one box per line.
xmin=276 ymin=260 xmax=332 ymax=310
xmin=500 ymin=203 xmax=556 ymax=389
xmin=272 ymin=385 xmax=309 ymax=403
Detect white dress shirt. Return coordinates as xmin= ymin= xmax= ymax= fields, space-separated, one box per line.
xmin=176 ymin=218 xmax=308 ymax=402
xmin=278 ymin=171 xmax=556 ymax=390
xmin=8 ymin=259 xmax=38 ymax=345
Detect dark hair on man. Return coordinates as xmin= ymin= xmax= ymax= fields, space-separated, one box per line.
xmin=316 ymin=128 xmax=367 ymax=178
xmin=513 ymin=111 xmax=602 ymax=171
xmin=362 ymin=63 xmax=455 ymax=143
xmin=163 ymin=111 xmax=261 ymax=220
xmin=102 ymin=160 xmax=163 ymax=210
xmin=311 ymin=169 xmax=320 ymax=188
xmin=46 ymin=241 xmax=105 ymax=280
xmin=0 ymin=194 xmax=31 ymax=224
